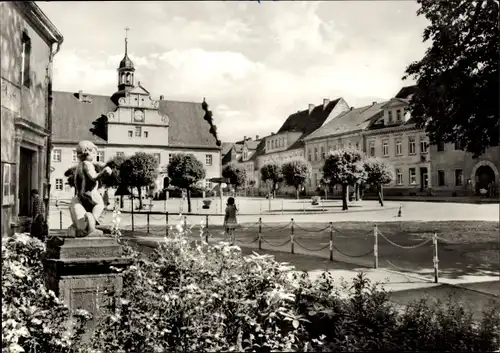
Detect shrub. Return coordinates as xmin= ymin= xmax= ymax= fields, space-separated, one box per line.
xmin=2 ymin=233 xmax=90 ymax=353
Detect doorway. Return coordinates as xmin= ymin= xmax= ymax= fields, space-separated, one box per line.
xmin=18 ymin=147 xmax=34 ymax=217
xmin=419 ymin=167 xmax=429 ymax=192
xmin=475 ymin=165 xmax=495 ymax=195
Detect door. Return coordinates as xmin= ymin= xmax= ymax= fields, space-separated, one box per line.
xmin=19 ymin=148 xmax=33 ymax=217
xmin=420 ymin=167 xmax=428 ymax=192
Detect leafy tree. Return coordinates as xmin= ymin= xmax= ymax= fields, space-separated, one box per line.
xmin=322 ymin=149 xmax=367 ymax=210
xmin=167 ymin=153 xmax=206 ymax=213
xmin=281 ymin=160 xmax=311 ymax=199
xmin=101 ymin=155 xmax=127 ymax=208
xmin=403 ymin=0 xmax=499 ymax=157
xmin=364 ymin=158 xmax=395 ymax=207
xmin=64 ymin=162 xmax=103 ymax=189
xmin=120 ymin=152 xmax=159 ymax=209
xmin=222 ymin=164 xmax=247 ymax=192
xmin=260 ymin=163 xmax=283 ymax=198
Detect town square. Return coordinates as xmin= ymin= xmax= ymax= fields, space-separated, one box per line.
xmin=1 ymin=1 xmax=499 ymax=352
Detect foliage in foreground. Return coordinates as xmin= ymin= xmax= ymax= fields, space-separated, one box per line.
xmin=3 ymin=227 xmax=500 ymax=353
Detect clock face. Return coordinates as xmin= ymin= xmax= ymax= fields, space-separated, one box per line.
xmin=134 ymin=110 xmax=145 ymax=122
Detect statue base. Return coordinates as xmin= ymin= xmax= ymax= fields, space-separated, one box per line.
xmin=43 ymin=230 xmax=132 ymax=337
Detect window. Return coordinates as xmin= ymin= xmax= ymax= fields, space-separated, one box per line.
xmin=382 ymin=140 xmax=389 ymax=156
xmin=206 ymin=154 xmax=212 ymax=166
xmin=243 ymin=151 xmax=248 ymax=160
xmin=52 ymin=149 xmax=61 ymax=162
xmin=396 ymin=168 xmax=403 ymax=185
xmin=267 ymin=141 xmax=270 ymax=150
xmin=314 ymin=147 xmax=318 ymax=161
xmin=396 ymin=140 xmax=402 ymax=156
xmin=144 ymin=131 xmax=149 ymax=138
xmin=455 ymin=169 xmax=463 ymax=186
xmin=128 ymin=130 xmax=133 ymax=138
xmin=96 ymin=151 xmax=105 ymax=162
xmin=308 ymin=149 xmax=312 ymax=162
xmin=2 ymin=163 xmax=12 ymax=205
xmin=369 ymin=142 xmax=375 ymax=157
xmin=320 ymin=146 xmax=325 ymax=159
xmin=420 ymin=139 xmax=428 ymax=153
xmin=388 ymin=111 xmax=393 ymax=123
xmin=135 ymin=126 xmax=142 ymax=137
xmin=116 ymin=152 xmax=124 ymax=157
xmin=169 ymin=154 xmax=173 ymax=164
xmin=438 ymin=170 xmax=445 ymax=186
xmin=454 ymin=140 xmax=463 ymax=150
xmin=437 ymin=141 xmax=445 ymax=152
xmin=21 ymin=32 xmax=31 ymax=87
xmin=348 ymin=142 xmax=352 ymax=149
xmin=206 ymin=181 xmax=212 ymax=189
xmin=355 ymin=142 xmax=359 ymax=150
xmin=55 ymin=178 xmax=63 ymax=191
xmin=409 ymin=168 xmax=417 ymax=185
xmin=408 ymin=137 xmax=416 ymax=154
xmin=72 ymin=150 xmax=78 ymax=162
xmin=396 ymin=109 xmax=402 ymax=121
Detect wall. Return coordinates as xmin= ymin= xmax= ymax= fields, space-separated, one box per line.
xmin=50 ymin=144 xmax=221 ymax=200
xmin=430 ymin=144 xmax=500 ymax=195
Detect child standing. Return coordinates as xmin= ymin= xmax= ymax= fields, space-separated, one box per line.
xmin=224 ymin=197 xmax=238 ymax=244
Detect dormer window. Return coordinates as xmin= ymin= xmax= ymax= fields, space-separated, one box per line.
xmin=388 ymin=111 xmax=393 ymax=123
xmin=396 ymin=109 xmax=402 ymax=121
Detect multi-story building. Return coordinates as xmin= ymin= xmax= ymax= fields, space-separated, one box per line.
xmin=1 ymin=2 xmax=63 ymax=236
xmin=253 ymin=98 xmax=349 ymax=195
xmin=50 ymin=38 xmax=221 ymax=200
xmin=364 ymin=97 xmax=431 ymax=195
xmin=304 ymin=102 xmax=387 ymax=190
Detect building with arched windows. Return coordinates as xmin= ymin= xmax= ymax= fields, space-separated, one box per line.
xmin=49 ymin=36 xmax=221 ymax=200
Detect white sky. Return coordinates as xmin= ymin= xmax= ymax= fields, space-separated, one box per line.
xmin=38 ymin=1 xmax=430 ymax=142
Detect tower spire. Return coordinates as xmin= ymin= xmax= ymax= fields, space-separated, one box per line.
xmin=125 ymin=27 xmax=129 ymax=55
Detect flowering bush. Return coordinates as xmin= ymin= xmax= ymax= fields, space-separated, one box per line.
xmin=2 ymin=233 xmax=90 ymax=353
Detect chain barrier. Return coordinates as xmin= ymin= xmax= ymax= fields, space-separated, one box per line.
xmin=293 ymin=224 xmax=330 ymax=233
xmin=236 ymin=236 xmax=260 ymax=245
xmin=261 ymin=237 xmax=292 ymax=248
xmin=378 ymin=231 xmax=432 ymax=249
xmin=261 ymin=222 xmax=292 ymax=231
xmin=293 ymin=237 xmax=331 ymax=252
xmin=332 ymin=244 xmax=374 ymax=258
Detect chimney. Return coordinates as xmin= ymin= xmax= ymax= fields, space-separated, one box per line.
xmin=243 ymin=135 xmax=246 ymax=142
xmin=271 ymin=132 xmax=275 ymax=135
xmin=78 ymin=90 xmax=83 ymax=101
xmin=350 ymin=107 xmax=354 ymax=111
xmin=256 ymin=135 xmax=259 ymax=140
xmin=323 ymin=98 xmax=330 ymax=109
xmin=308 ymin=104 xmax=315 ymax=114
xmin=160 ymin=95 xmax=164 ymax=100
xmin=372 ymin=101 xmax=377 ymax=105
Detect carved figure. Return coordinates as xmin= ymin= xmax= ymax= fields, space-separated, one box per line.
xmin=68 ymin=140 xmax=112 ymax=237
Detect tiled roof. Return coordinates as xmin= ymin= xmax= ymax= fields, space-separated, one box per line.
xmin=304 ymin=102 xmax=388 ymax=141
xmin=395 ymin=85 xmax=418 ymax=99
xmin=52 ymin=91 xmax=220 ymax=148
xmin=221 ymin=142 xmax=234 ymax=157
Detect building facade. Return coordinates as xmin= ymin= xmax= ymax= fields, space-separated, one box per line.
xmin=50 ymin=40 xmax=221 ymax=200
xmin=1 ymin=2 xmax=63 ymax=236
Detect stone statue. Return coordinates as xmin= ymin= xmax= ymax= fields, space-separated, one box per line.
xmin=68 ymin=140 xmax=112 ymax=237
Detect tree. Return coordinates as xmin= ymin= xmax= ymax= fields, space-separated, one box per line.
xmin=260 ymin=163 xmax=283 ymax=198
xmin=103 ymin=155 xmax=127 ymax=208
xmin=120 ymin=153 xmax=159 ymax=209
xmin=322 ymin=149 xmax=367 ymax=210
xmin=403 ymin=0 xmax=499 ymax=157
xmin=64 ymin=163 xmax=103 ymax=189
xmin=222 ymin=164 xmax=247 ymax=193
xmin=281 ymin=160 xmax=311 ymax=199
xmin=167 ymin=153 xmax=206 ymax=213
xmin=364 ymin=158 xmax=395 ymax=207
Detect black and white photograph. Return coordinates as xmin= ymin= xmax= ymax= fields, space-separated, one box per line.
xmin=1 ymin=0 xmax=499 ymax=351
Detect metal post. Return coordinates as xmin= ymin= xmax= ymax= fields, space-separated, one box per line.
xmin=59 ymin=210 xmax=62 ymax=230
xmin=281 ymin=198 xmax=284 ymax=215
xmin=205 ymin=215 xmax=209 ymax=243
xmin=258 ymin=217 xmax=262 ymax=250
xmin=165 ymin=211 xmax=168 ymax=237
xmin=291 ymin=218 xmax=295 ymax=254
xmin=164 ymin=196 xmax=167 ymax=213
xmin=433 ymin=232 xmax=439 ymax=283
xmin=147 ymin=213 xmax=150 ymax=234
xmin=184 ymin=215 xmax=187 ymax=229
xmin=373 ymin=225 xmax=378 ymax=269
xmin=329 ymin=222 xmax=333 ymax=261
xmin=131 ymin=196 xmax=135 ymax=232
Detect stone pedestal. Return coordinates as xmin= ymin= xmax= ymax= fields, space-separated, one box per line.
xmin=42 ymin=230 xmax=132 ymax=329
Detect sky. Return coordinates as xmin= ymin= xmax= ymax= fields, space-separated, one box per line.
xmin=38 ymin=1 xmax=430 ymax=143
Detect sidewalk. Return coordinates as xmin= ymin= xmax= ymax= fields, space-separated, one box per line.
xmin=128 ymin=235 xmax=500 ymax=320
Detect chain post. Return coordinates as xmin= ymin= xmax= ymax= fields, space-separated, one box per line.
xmin=258 ymin=217 xmax=262 ymax=250
xmin=165 ymin=211 xmax=168 ymax=237
xmin=329 ymin=222 xmax=333 ymax=261
xmin=433 ymin=232 xmax=439 ymax=283
xmin=147 ymin=213 xmax=150 ymax=234
xmin=184 ymin=215 xmax=187 ymax=230
xmin=205 ymin=215 xmax=209 ymax=243
xmin=131 ymin=196 xmax=135 ymax=232
xmin=373 ymin=225 xmax=379 ymax=269
xmin=291 ymin=218 xmax=295 ymax=254
xmin=59 ymin=210 xmax=62 ymax=230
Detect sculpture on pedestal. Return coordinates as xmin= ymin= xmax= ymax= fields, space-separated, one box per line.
xmin=68 ymin=140 xmax=112 ymax=237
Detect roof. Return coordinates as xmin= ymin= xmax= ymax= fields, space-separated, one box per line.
xmin=119 ymin=53 xmax=134 ymax=69
xmin=395 ymin=85 xmax=418 ymax=99
xmin=221 ymin=142 xmax=234 ymax=157
xmin=52 ymin=91 xmax=220 ymax=148
xmin=304 ymin=102 xmax=388 ymax=141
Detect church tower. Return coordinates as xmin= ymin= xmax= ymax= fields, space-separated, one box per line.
xmin=111 ymin=28 xmax=135 ymax=104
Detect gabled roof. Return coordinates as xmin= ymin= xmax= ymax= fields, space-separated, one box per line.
xmin=52 ymin=91 xmax=220 ymax=148
xmin=381 ymin=97 xmax=409 ymax=107
xmin=395 ymin=85 xmax=418 ymax=99
xmin=304 ymin=102 xmax=388 ymax=141
xmin=221 ymin=142 xmax=234 ymax=157
xmin=277 ymin=98 xmax=341 ymax=137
